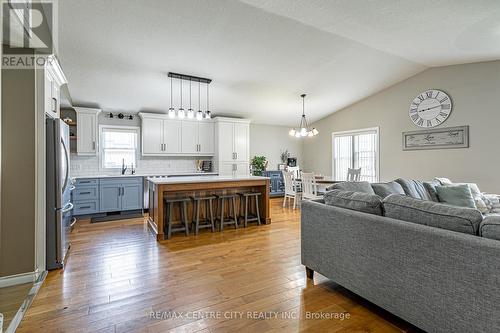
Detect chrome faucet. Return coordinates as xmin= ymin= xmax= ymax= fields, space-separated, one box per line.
xmin=121 ymin=158 xmax=128 ymax=175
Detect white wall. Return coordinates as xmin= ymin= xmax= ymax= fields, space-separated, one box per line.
xmin=303 ymin=60 xmax=500 ymax=192
xmin=249 ymin=124 xmax=303 ymax=170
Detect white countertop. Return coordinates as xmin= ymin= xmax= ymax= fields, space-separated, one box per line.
xmin=147 ymin=175 xmax=269 ymax=185
xmin=73 ymin=172 xmax=218 ymax=179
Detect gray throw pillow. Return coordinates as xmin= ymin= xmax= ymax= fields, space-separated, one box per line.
xmin=395 ymin=178 xmax=432 ymax=201
xmin=383 ymin=194 xmax=482 ymax=235
xmin=324 ymin=189 xmax=383 ymax=215
xmin=327 ymin=181 xmax=375 ymax=194
xmin=436 ymin=184 xmax=475 ymax=208
xmin=371 ymin=181 xmax=405 ymax=198
xmin=423 ymin=180 xmax=441 ymax=202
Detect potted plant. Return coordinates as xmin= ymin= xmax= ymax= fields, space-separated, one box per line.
xmin=251 ymin=155 xmax=268 ymax=176
xmin=279 ymin=149 xmax=290 ymax=170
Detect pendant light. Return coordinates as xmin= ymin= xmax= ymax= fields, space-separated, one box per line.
xmin=196 ymin=80 xmax=203 ymax=120
xmin=289 ymin=94 xmax=318 ymax=138
xmin=204 ymin=82 xmax=211 ymax=119
xmin=168 ymin=76 xmax=175 ymax=118
xmin=187 ymin=79 xmax=194 ymax=119
xmin=177 ymin=77 xmax=185 ymax=119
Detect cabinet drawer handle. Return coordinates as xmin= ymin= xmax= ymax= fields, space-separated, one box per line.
xmin=79 ymin=191 xmax=91 ymax=195
xmin=80 ymin=180 xmax=91 ymax=184
xmin=79 ymin=206 xmax=91 ymax=209
xmin=52 ymin=97 xmax=57 ymax=112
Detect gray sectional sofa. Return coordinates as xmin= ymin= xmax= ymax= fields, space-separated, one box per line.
xmin=301 ymin=178 xmax=500 ymax=333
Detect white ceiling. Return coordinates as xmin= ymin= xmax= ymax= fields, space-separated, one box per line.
xmin=58 ymin=0 xmax=500 ymax=125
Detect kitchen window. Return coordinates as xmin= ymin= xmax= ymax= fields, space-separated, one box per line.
xmin=332 ymin=127 xmax=379 ymax=182
xmin=100 ymin=126 xmax=139 ymax=169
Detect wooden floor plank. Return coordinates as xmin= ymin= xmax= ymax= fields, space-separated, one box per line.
xmin=17 ymin=198 xmax=422 ymax=333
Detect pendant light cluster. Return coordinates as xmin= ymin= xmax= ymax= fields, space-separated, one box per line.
xmin=289 ymin=94 xmax=318 ymax=138
xmin=168 ymin=72 xmax=212 ymax=120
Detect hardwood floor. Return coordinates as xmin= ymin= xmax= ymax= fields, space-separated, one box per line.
xmin=17 ymin=198 xmax=421 ymax=333
xmin=0 ymin=283 xmax=32 ymax=330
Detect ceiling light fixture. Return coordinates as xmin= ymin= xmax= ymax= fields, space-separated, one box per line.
xmin=196 ymin=80 xmax=203 ymax=120
xmin=168 ymin=75 xmax=175 ymax=118
xmin=205 ymin=82 xmax=211 ymax=119
xmin=178 ymin=77 xmax=185 ymax=119
xmin=167 ymin=72 xmax=212 ymax=121
xmin=187 ymin=79 xmax=194 ymax=119
xmin=289 ymin=94 xmax=318 ymax=138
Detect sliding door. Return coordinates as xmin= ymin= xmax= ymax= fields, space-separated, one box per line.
xmin=332 ymin=128 xmax=379 ymax=182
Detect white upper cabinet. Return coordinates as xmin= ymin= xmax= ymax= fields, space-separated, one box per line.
xmin=215 ymin=117 xmax=250 ymax=176
xmin=217 ymin=121 xmax=235 ymax=161
xmin=142 ymin=117 xmax=163 ymax=154
xmin=181 ymin=121 xmax=199 ymax=154
xmin=75 ymin=108 xmax=101 ymax=155
xmin=233 ymin=123 xmax=249 ymax=162
xmin=163 ymin=119 xmax=182 ymax=154
xmin=139 ymin=113 xmax=215 ymax=156
xmin=198 ymin=121 xmax=215 ymax=155
xmin=42 ymin=56 xmax=67 ymax=119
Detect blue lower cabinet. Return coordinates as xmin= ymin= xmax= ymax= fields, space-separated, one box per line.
xmin=73 ymin=178 xmax=100 ymax=216
xmin=99 ymin=177 xmax=143 ymax=213
xmin=121 ymin=183 xmax=143 ymax=210
xmin=100 ymin=184 xmax=122 ymax=212
xmin=73 ymin=200 xmax=99 ymax=215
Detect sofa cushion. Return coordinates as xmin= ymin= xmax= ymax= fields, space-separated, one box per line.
xmin=423 ymin=180 xmax=441 ymax=202
xmin=436 ymin=185 xmax=476 ymax=209
xmin=324 ymin=189 xmax=383 ymax=215
xmin=395 ymin=178 xmax=433 ymax=201
xmin=479 ymin=215 xmax=500 ymax=241
xmin=371 ymin=181 xmax=405 ymax=198
xmin=383 ymin=194 xmax=483 ymax=235
xmin=328 ymin=181 xmax=375 ymax=194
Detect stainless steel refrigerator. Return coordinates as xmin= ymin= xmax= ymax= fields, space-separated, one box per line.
xmin=46 ymin=117 xmax=74 ymax=270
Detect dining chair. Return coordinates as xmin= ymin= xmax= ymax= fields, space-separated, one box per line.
xmin=287 ymin=166 xmax=301 ymax=180
xmin=301 ymin=172 xmax=324 ymax=201
xmin=347 ymin=168 xmax=361 ymax=182
xmin=282 ymin=171 xmax=301 ymax=209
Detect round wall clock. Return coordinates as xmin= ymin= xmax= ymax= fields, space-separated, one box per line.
xmin=409 ymin=89 xmax=452 ymax=128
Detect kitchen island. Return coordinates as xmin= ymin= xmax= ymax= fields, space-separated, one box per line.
xmin=147 ymin=175 xmax=270 ymax=240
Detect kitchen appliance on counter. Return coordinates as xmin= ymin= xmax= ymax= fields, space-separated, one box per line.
xmin=287 ymin=157 xmax=297 ymax=167
xmin=46 ymin=118 xmax=74 ymax=270
xmin=196 ymin=160 xmax=213 ymax=172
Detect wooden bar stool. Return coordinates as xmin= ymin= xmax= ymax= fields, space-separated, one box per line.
xmin=164 ymin=197 xmax=190 ymax=239
xmin=238 ymin=192 xmax=261 ymax=227
xmin=190 ymin=196 xmax=216 ymax=234
xmin=215 ymin=194 xmax=238 ymax=231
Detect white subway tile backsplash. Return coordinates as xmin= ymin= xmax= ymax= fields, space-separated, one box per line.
xmin=70 ymin=154 xmax=203 ymax=177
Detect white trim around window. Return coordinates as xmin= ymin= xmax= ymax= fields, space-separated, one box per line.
xmin=99 ymin=125 xmax=140 ymax=170
xmin=331 ymin=127 xmax=380 ymax=182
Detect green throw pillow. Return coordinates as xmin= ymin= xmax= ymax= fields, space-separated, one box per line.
xmin=436 ymin=184 xmax=476 ymax=208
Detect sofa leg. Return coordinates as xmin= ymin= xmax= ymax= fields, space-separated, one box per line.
xmin=305 ymin=267 xmax=314 ymax=279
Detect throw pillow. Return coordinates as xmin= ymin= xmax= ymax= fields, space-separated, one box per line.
xmin=327 ymin=181 xmax=375 ymax=194
xmin=324 ymin=189 xmax=383 ymax=215
xmin=446 ymin=183 xmax=488 ymax=214
xmin=435 ymin=177 xmax=452 ymax=185
xmin=436 ymin=185 xmax=476 ymax=208
xmin=371 ymin=181 xmax=405 ymax=198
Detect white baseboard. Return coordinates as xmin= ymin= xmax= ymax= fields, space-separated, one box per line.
xmin=0 ymin=272 xmax=36 ymax=288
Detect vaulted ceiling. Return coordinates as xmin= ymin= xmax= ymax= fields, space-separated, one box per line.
xmin=58 ymin=0 xmax=500 ymax=125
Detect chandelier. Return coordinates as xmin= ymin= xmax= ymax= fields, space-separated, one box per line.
xmin=168 ymin=72 xmax=212 ymax=120
xmin=289 ymin=94 xmax=318 ymax=137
